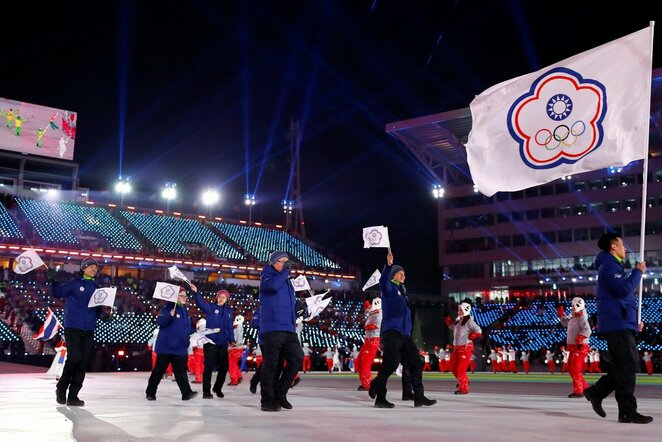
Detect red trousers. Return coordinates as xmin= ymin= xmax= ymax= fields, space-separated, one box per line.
xmin=438 ymin=360 xmax=444 ymax=372
xmin=509 ymin=360 xmax=517 ymax=373
xmin=187 ymin=354 xmax=194 ymax=373
xmin=491 ymin=360 xmax=497 ymax=373
xmin=450 ymin=343 xmax=474 ymax=393
xmin=645 ymin=360 xmax=653 ymax=375
xmin=256 ymin=355 xmax=263 ymax=368
xmin=423 ymin=362 xmax=431 ymax=371
xmin=547 ymin=360 xmax=555 ymax=374
xmin=192 ymin=347 xmax=204 ymax=383
xmin=356 ymin=337 xmax=380 ymax=389
xmin=228 ymin=347 xmax=244 ymax=385
xmin=302 ymin=355 xmax=311 ymax=373
xmin=568 ymin=345 xmax=589 ymax=394
xmin=152 ymin=351 xmax=172 ymax=375
xmin=523 ymin=361 xmax=530 ymax=374
xmin=590 ymin=361 xmax=600 ymax=373
xmin=326 ymin=359 xmax=333 ymax=372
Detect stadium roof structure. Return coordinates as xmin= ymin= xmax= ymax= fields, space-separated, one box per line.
xmin=386 ymin=67 xmax=662 ymax=183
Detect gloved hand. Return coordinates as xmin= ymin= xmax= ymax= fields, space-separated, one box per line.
xmin=211 ymin=328 xmax=221 ymax=333
xmin=556 ymin=305 xmax=565 ymax=319
xmin=468 ymin=332 xmax=481 ymax=341
xmin=444 ymin=316 xmax=453 ymax=327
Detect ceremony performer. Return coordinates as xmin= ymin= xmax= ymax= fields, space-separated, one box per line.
xmin=445 ymin=302 xmax=482 ymax=394
xmin=558 ymin=297 xmax=591 ymax=398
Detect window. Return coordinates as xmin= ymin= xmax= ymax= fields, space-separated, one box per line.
xmin=541 ymin=207 xmax=555 ymax=218
xmin=573 ymin=228 xmax=588 ymax=241
xmin=558 ymin=230 xmax=572 ymax=243
xmin=590 ymin=227 xmax=604 ymax=240
xmin=513 ymin=235 xmax=525 ymax=247
xmin=526 ymin=209 xmax=539 ymax=220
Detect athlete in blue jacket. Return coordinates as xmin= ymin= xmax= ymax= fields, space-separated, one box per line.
xmin=145 ymin=286 xmax=198 ymax=401
xmin=368 ymin=251 xmax=435 ymax=409
xmin=51 ymin=257 xmax=107 ymax=406
xmin=258 ymin=251 xmax=303 ymax=412
xmin=193 ymin=287 xmax=234 ymax=398
xmin=583 ymin=233 xmax=652 ymax=424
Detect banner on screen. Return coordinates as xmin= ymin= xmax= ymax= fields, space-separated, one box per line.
xmin=0 ymin=97 xmax=77 ymax=161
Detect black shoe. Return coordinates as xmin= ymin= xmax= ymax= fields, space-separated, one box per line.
xmin=212 ymin=386 xmax=224 ymax=398
xmin=618 ymin=412 xmax=654 ymax=424
xmin=454 ymin=390 xmax=468 ymax=395
xmin=583 ymin=389 xmax=606 ymax=418
xmin=146 ymin=395 xmax=156 ymax=401
xmin=414 ymin=397 xmax=437 ymax=407
xmin=278 ymin=396 xmax=293 ymax=410
xmin=66 ymin=398 xmax=85 ymax=407
xmin=291 ymin=377 xmax=301 ymax=388
xmin=374 ymin=398 xmax=395 ymax=408
xmin=261 ymin=402 xmax=281 ymax=412
xmin=402 ymin=392 xmax=415 ymax=401
xmin=568 ymin=393 xmax=583 ymax=398
xmin=202 ymin=393 xmax=213 ymax=399
xmin=357 ymin=385 xmax=366 ymax=391
xmin=368 ymin=380 xmax=376 ymax=399
xmin=249 ymin=381 xmax=258 ymax=394
xmin=182 ymin=391 xmax=198 ymax=401
xmin=56 ymin=389 xmax=66 ymax=405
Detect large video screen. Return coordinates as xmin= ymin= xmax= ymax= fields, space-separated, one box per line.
xmin=0 ymin=97 xmax=77 ymax=161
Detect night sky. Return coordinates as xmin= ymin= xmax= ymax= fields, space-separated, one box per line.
xmin=1 ymin=1 xmax=661 ymax=292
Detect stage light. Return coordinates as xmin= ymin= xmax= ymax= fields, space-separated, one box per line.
xmin=115 ymin=177 xmax=131 ymax=194
xmin=162 ymin=183 xmax=177 ymax=200
xmin=281 ymin=199 xmax=294 ymax=214
xmin=201 ymin=189 xmax=219 ymax=206
xmin=244 ymin=194 xmax=256 ymax=206
xmin=432 ymin=184 xmax=444 ymax=199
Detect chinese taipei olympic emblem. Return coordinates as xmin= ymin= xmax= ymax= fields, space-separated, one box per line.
xmin=93 ymin=290 xmax=108 ymax=304
xmin=17 ymin=256 xmax=34 ymax=273
xmin=507 ymin=67 xmax=607 ymax=169
xmin=160 ymin=285 xmax=176 ymax=300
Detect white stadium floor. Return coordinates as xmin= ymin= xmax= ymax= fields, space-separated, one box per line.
xmin=1 ymin=363 xmax=660 ymax=442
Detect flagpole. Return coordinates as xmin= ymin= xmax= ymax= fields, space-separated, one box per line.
xmin=637 ymin=21 xmax=655 ymax=325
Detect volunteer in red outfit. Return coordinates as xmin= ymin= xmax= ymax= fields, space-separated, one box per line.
xmin=558 ymin=297 xmax=591 ymax=398
xmin=421 ymin=349 xmax=431 ymax=371
xmin=445 ymin=302 xmax=482 ymax=394
xmin=545 ymin=349 xmax=555 ymax=374
xmin=228 ymin=315 xmax=245 ymax=386
xmin=301 ymin=342 xmax=312 ymax=373
xmin=643 ymin=351 xmax=653 ymax=375
xmin=520 ymin=350 xmax=530 ymax=374
xmin=357 ymin=296 xmax=382 ymax=391
xmin=323 ymin=347 xmax=334 ymax=373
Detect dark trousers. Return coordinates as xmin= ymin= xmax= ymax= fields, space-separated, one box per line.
xmin=589 ymin=330 xmax=639 ymax=415
xmin=57 ymin=328 xmax=94 ymax=399
xmin=259 ymin=332 xmax=303 ymax=405
xmin=146 ymin=353 xmax=192 ymax=398
xmin=203 ymin=342 xmax=229 ymax=395
xmin=401 ymin=362 xmax=413 ymax=395
xmin=372 ymin=330 xmax=424 ymax=400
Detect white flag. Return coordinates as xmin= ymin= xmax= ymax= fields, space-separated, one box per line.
xmin=362 ymin=225 xmax=390 ymax=248
xmin=13 ymin=249 xmax=46 ymax=274
xmin=466 ymin=26 xmax=653 ymax=197
xmin=88 ymin=287 xmax=117 ymax=308
xmin=153 ymin=281 xmax=182 ymax=302
xmin=362 ymin=269 xmax=382 ymax=291
xmin=304 ymin=292 xmax=332 ymax=321
xmin=168 ymin=265 xmax=191 ymax=286
xmin=290 ymin=275 xmax=311 ymax=292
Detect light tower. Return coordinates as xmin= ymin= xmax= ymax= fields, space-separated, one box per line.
xmin=286 ymin=118 xmax=306 ymax=237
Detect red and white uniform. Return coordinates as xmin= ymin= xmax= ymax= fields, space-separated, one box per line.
xmin=443 ymin=345 xmax=452 ymax=372
xmin=447 ymin=303 xmax=482 ymax=394
xmin=421 ymin=350 xmax=431 ymax=371
xmin=253 ymin=345 xmax=263 ymax=369
xmin=469 ymin=353 xmax=476 ymax=373
xmin=189 ymin=318 xmax=216 ymax=384
xmin=558 ymin=299 xmax=591 ymax=395
xmin=435 ymin=347 xmax=445 ymax=372
xmin=520 ymin=351 xmax=530 ymax=374
xmin=643 ymin=351 xmax=653 ymax=375
xmin=227 ymin=315 xmax=245 ymax=385
xmin=592 ymin=349 xmax=601 ymax=373
xmin=357 ymin=297 xmax=381 ymax=389
xmin=301 ymin=343 xmax=312 ymax=373
xmin=148 ymin=328 xmax=172 ymax=376
xmin=507 ymin=347 xmax=517 ymax=373
xmin=489 ymin=350 xmax=498 ymax=373
xmin=561 ymin=347 xmax=570 ymax=373
xmin=324 ymin=348 xmax=334 ymax=373
xmin=350 ymin=346 xmax=360 ymax=373
xmin=545 ymin=350 xmax=555 ymax=374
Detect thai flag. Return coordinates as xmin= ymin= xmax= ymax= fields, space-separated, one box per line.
xmin=33 ymin=308 xmax=61 ymax=341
